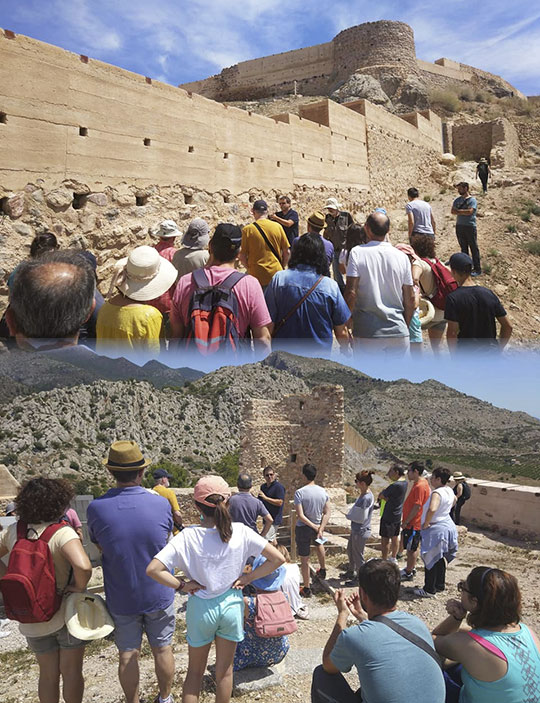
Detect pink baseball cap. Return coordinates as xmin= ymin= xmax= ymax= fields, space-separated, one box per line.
xmin=194 ymin=475 xmax=231 ymax=507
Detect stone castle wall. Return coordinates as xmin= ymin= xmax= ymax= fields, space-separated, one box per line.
xmin=239 ymin=385 xmax=345 ymax=499
xmin=180 ymin=22 xmax=523 ymax=103
xmin=451 ymin=118 xmax=521 ymax=167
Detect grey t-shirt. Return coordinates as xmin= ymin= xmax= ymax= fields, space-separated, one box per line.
xmin=405 ymin=199 xmax=434 ymax=235
xmin=172 ymin=248 xmax=209 ymax=277
xmin=331 ymin=611 xmax=445 ymax=703
xmin=294 ymin=484 xmax=329 ymax=527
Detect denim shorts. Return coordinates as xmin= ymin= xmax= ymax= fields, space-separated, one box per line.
xmin=112 ymin=600 xmax=175 ymax=652
xmin=186 ymin=589 xmax=244 ymax=648
xmin=26 ymin=625 xmax=85 ymax=654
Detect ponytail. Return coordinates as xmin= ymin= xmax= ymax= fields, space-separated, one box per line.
xmin=195 ymin=494 xmax=233 ymax=543
xmin=356 ymin=470 xmax=374 ymax=486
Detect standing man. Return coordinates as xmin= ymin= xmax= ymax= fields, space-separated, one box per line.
xmin=240 ymin=200 xmax=290 ymax=290
xmin=345 ymin=212 xmax=415 ymax=353
xmin=451 ymin=182 xmax=481 ymax=276
xmin=301 ymin=211 xmax=334 ymax=268
xmin=269 ymin=195 xmax=299 ymax=246
xmin=406 ymin=187 xmax=436 ymax=238
xmin=377 ymin=465 xmax=408 ymax=563
xmin=476 ymin=158 xmax=491 ymax=193
xmin=445 ymin=253 xmax=512 ymax=351
xmin=323 ymin=197 xmax=353 ymax=293
xmin=152 ymin=468 xmax=184 ymax=535
xmin=87 ymin=441 xmax=182 ymax=703
xmin=312 ymin=560 xmax=445 ymax=703
xmin=400 ymin=461 xmax=431 ymax=581
xmin=228 ymin=473 xmax=273 ymax=537
xmin=258 ymin=466 xmax=286 ymax=544
xmin=294 ymin=463 xmax=331 ymax=597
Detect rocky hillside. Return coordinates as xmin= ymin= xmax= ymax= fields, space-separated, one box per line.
xmin=1 ymin=351 xmax=540 ymax=487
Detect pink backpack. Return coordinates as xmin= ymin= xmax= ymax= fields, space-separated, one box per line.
xmin=254 ymin=590 xmax=298 ymax=638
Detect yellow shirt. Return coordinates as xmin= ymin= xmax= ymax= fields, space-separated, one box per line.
xmin=0 ymin=522 xmax=79 ymax=637
xmin=241 ymin=219 xmax=289 ymax=287
xmin=153 ymin=484 xmax=181 ymax=535
xmin=96 ymin=301 xmax=164 ymax=352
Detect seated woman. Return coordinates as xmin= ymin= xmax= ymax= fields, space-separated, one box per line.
xmin=433 ymin=566 xmax=540 ymax=703
xmin=0 ymin=478 xmax=92 ymax=703
xmin=233 ymin=555 xmax=291 ymax=671
xmin=277 ymin=545 xmax=309 ymax=620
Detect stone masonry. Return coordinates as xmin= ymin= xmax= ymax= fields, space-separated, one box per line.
xmin=239 ymin=385 xmax=345 ymax=502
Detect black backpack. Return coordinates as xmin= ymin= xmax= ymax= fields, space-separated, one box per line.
xmin=461 ymin=482 xmax=471 ymax=501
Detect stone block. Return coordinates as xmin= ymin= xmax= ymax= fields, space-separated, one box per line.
xmin=31 ymin=190 xmax=44 ymax=202
xmin=4 ymin=193 xmax=25 ymax=219
xmin=12 ymin=222 xmax=33 ymax=236
xmin=46 ymin=188 xmax=73 ymax=211
xmin=87 ymin=193 xmax=108 ymax=207
xmin=233 ymin=665 xmax=284 ymax=694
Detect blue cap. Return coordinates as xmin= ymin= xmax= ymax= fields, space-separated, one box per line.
xmin=251 ymin=555 xmax=286 ymax=591
xmin=449 ymin=252 xmax=473 ymax=272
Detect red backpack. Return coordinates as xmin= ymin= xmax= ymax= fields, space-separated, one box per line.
xmin=254 ymin=590 xmax=298 ymax=638
xmin=186 ymin=268 xmax=246 ymax=355
xmin=420 ymin=258 xmax=458 ymax=310
xmin=0 ymin=521 xmax=67 ymax=623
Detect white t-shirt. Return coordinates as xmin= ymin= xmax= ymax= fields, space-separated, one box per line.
xmin=421 ymin=486 xmax=455 ymax=525
xmin=346 ymin=241 xmax=413 ymax=338
xmin=154 ymin=522 xmax=267 ymax=599
xmin=281 ymin=562 xmax=302 ymax=615
xmin=406 ymin=200 xmax=434 ymax=235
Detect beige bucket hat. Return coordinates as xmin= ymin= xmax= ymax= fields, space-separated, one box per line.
xmin=65 ymin=592 xmax=114 ymax=641
xmin=109 ymin=246 xmax=177 ymax=301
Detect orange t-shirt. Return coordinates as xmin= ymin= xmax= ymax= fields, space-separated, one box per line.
xmin=402 ymin=478 xmax=431 ymax=530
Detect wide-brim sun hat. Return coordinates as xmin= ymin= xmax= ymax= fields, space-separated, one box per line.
xmin=102 ymin=440 xmax=151 ymax=471
xmin=65 ymin=592 xmax=114 ymax=641
xmin=113 ymin=245 xmax=177 ymax=301
xmin=324 ymin=197 xmax=342 ymax=210
xmin=153 ymin=219 xmax=181 ymax=239
xmin=182 ymin=218 xmax=210 ymax=249
xmin=194 ymin=475 xmax=231 ymax=507
xmin=419 ymin=298 xmax=435 ymax=329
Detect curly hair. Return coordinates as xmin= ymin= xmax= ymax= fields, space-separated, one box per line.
xmin=15 ymin=477 xmax=74 ymax=524
xmin=410 ymin=233 xmax=436 ymax=259
xmin=289 ymin=233 xmax=329 ymax=276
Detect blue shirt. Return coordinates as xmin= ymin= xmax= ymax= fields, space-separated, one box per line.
xmin=265 ymin=265 xmax=351 ymax=350
xmin=292 ymin=234 xmax=334 ymax=266
xmin=331 ymin=611 xmax=445 ymax=703
xmin=87 ymin=486 xmax=174 ymax=615
xmin=275 ymin=208 xmax=299 ymax=245
xmin=259 ymin=480 xmax=286 ymax=525
xmin=453 ymin=196 xmax=477 ymax=226
xmin=228 ymin=492 xmax=269 ymax=532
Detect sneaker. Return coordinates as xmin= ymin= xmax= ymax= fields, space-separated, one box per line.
xmin=316 ymin=568 xmax=327 ymax=580
xmin=340 ymin=569 xmax=356 ymax=580
xmin=153 ymin=696 xmax=175 ymax=703
xmin=400 ymin=568 xmax=416 ymax=581
xmin=295 ymin=606 xmax=310 ymax=620
xmin=387 ymin=557 xmax=398 ymax=564
xmin=299 ymin=586 xmax=312 ymax=598
xmin=471 ymin=271 xmax=482 ymax=277
xmin=395 ymin=552 xmax=404 ymax=560
xmin=412 ymin=588 xmax=436 ymax=598
xmin=344 ymin=579 xmax=358 ymax=587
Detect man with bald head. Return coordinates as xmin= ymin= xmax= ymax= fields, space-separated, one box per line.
xmin=6 ymin=250 xmax=96 ymax=350
xmin=344 ymin=211 xmax=415 ymax=352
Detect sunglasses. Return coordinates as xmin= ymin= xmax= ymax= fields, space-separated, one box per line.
xmin=264 ymin=473 xmax=274 ymax=478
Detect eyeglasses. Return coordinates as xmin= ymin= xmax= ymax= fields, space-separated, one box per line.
xmin=457 ymin=580 xmax=472 ymax=595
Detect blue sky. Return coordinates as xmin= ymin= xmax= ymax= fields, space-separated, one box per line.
xmin=1 ymin=0 xmax=539 ymax=94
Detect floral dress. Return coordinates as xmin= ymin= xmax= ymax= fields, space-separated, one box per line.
xmin=233 ymin=595 xmax=290 ymax=671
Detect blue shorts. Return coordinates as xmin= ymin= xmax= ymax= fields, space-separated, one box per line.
xmin=186 ymin=589 xmax=244 ymax=648
xmin=409 ymin=311 xmax=423 ymax=343
xmin=112 ymin=600 xmax=175 ymax=652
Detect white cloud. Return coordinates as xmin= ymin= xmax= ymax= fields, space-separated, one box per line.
xmin=53 ymin=0 xmax=123 ymax=52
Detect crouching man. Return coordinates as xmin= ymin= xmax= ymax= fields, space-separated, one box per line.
xmin=311 ymin=559 xmax=445 ymax=703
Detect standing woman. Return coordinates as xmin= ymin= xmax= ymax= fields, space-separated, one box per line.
xmin=432 ymin=567 xmax=540 ymax=703
xmin=146 ymin=476 xmax=285 ymax=703
xmin=342 ymin=471 xmax=374 ymax=585
xmin=413 ymin=467 xmax=458 ymax=598
xmin=0 ymin=478 xmax=92 ymax=703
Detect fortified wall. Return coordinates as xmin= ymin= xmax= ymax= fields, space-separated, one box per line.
xmin=180 ymin=21 xmax=525 ymax=102
xmin=239 ymin=385 xmax=345 ymax=499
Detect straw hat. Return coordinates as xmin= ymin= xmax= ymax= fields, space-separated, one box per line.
xmin=65 ymin=592 xmax=114 ymax=641
xmin=453 ymin=471 xmax=466 ymax=481
xmin=102 ymin=440 xmax=151 ymax=472
xmin=418 ymin=298 xmax=435 ymax=329
xmin=307 ymin=211 xmax=326 ymax=230
xmin=110 ymin=246 xmax=177 ymax=301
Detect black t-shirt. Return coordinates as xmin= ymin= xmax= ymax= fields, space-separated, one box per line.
xmin=445 ymin=286 xmax=506 ymax=341
xmin=260 ymin=480 xmax=286 ymax=525
xmin=477 ymin=163 xmax=489 ymax=177
xmin=380 ymin=480 xmax=408 ymax=523
xmin=275 ymin=209 xmax=299 ymax=246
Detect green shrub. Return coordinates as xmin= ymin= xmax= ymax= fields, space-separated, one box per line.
xmin=424 ymin=195 xmax=431 ymax=202
xmin=521 ymin=211 xmax=531 ymax=222
xmin=142 ymin=460 xmax=191 ymax=489
xmin=483 ymin=262 xmax=493 ymax=275
xmin=506 ymin=224 xmax=517 ymax=233
xmin=523 ymin=241 xmax=540 ymax=255
xmin=429 ymin=89 xmax=461 ymax=113
xmin=69 ymin=460 xmax=80 ymax=470
xmin=213 ymin=451 xmax=240 ymax=486
xmin=0 ymin=453 xmax=18 ymax=466
xmin=458 ymin=86 xmax=474 ymax=102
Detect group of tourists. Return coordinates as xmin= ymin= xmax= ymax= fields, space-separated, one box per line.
xmin=0 ymin=442 xmax=538 ymax=703
xmin=0 ymin=183 xmax=512 ymax=358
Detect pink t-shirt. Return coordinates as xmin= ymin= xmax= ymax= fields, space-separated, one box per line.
xmin=64 ymin=508 xmax=82 ymax=530
xmin=154 ymin=240 xmax=177 ymax=262
xmin=171 ymin=265 xmax=272 ymax=337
